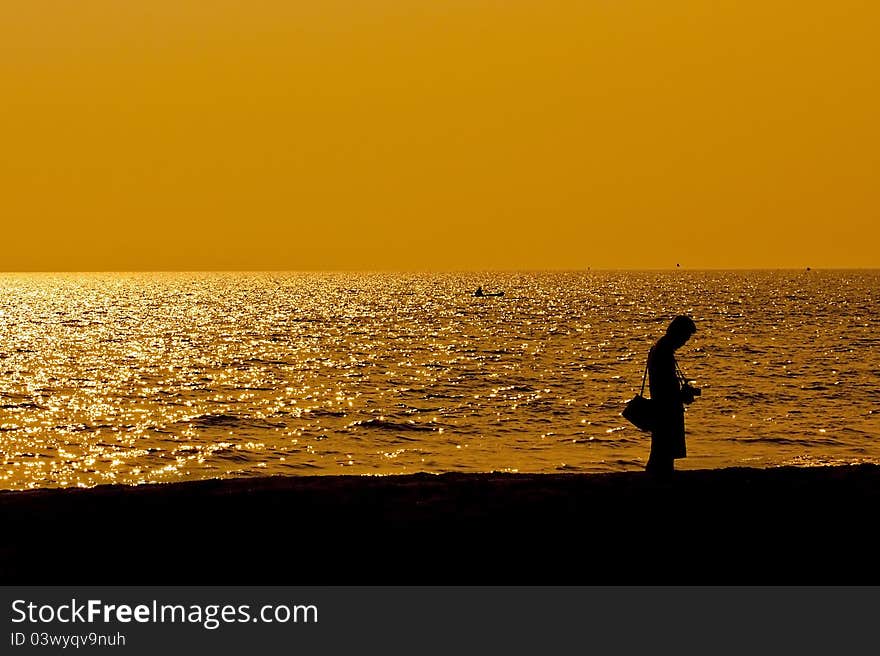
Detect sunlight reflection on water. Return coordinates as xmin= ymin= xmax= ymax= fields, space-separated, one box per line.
xmin=0 ymin=270 xmax=877 ymax=489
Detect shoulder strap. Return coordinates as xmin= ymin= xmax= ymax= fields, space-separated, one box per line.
xmin=640 ymin=359 xmax=649 ymax=396
xmin=674 ymin=358 xmax=687 ymax=385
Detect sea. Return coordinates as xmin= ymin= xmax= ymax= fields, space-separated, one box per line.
xmin=0 ymin=270 xmax=877 ymax=490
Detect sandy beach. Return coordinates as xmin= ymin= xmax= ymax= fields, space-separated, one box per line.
xmin=2 ymin=464 xmax=878 ymax=585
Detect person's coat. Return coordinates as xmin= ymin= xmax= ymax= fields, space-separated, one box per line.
xmin=648 ymin=335 xmax=686 ymax=459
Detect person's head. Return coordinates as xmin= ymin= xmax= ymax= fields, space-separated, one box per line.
xmin=665 ymin=315 xmax=697 ymax=349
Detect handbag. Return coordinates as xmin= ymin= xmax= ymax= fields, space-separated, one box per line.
xmin=622 ymin=361 xmax=654 ymax=431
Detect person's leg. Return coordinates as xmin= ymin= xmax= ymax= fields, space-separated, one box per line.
xmin=646 ymin=451 xmax=672 ymax=476
xmin=646 ymin=440 xmax=659 ymax=473
xmin=646 ymin=433 xmax=674 ymax=477
xmin=646 ymin=431 xmax=667 ymax=474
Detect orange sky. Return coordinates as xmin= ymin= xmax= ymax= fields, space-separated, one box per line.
xmin=2 ymin=1 xmax=878 ymax=270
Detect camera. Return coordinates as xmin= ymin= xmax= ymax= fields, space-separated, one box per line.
xmin=681 ymin=383 xmax=701 ymax=405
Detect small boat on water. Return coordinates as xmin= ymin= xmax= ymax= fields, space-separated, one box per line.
xmin=474 ymin=286 xmax=504 ymax=297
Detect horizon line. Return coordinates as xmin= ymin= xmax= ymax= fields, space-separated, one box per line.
xmin=0 ymin=267 xmax=878 ymax=274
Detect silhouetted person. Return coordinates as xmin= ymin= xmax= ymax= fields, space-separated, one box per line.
xmin=474 ymin=286 xmax=504 ymax=297
xmin=645 ymin=315 xmax=698 ymax=477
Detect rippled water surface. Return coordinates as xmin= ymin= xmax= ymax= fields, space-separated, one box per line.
xmin=0 ymin=271 xmax=877 ymax=489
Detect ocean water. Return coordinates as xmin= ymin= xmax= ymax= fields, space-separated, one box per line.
xmin=0 ymin=270 xmax=877 ymax=490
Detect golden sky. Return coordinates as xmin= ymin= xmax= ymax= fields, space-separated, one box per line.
xmin=2 ymin=1 xmax=878 ymax=270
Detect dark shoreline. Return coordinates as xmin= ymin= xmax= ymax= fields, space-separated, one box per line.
xmin=3 ymin=464 xmax=878 ymax=585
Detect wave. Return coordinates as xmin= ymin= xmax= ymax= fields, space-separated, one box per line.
xmin=346 ymin=418 xmax=438 ymax=433
xmin=179 ymin=414 xmax=286 ymax=430
xmin=208 ymin=448 xmax=253 ymax=462
xmin=242 ymin=358 xmax=289 ymax=367
xmin=302 ymin=408 xmax=348 ymax=418
xmin=570 ymin=435 xmax=641 ymax=444
xmin=51 ymin=423 xmax=119 ymax=433
xmin=728 ymin=435 xmax=846 ymax=446
xmin=424 ymin=392 xmax=466 ymax=400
